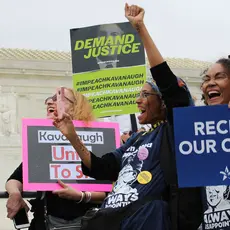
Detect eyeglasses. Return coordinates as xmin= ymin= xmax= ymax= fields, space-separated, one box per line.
xmin=201 ymin=72 xmax=229 ymax=86
xmin=136 ymin=92 xmax=158 ymax=99
xmin=44 ymin=94 xmax=74 ymax=105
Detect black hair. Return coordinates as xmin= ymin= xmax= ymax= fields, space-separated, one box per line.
xmin=128 ymin=131 xmax=134 ymax=136
xmin=216 ymin=56 xmax=230 ymax=75
xmin=200 ymin=56 xmax=230 ymax=88
xmin=201 ymin=94 xmax=208 ymax=105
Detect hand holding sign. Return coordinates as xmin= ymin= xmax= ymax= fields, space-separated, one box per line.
xmin=125 ymin=3 xmax=145 ymax=29
xmin=53 ymin=180 xmax=83 ymax=201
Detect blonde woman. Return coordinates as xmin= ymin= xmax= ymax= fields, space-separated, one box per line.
xmin=6 ymin=87 xmax=106 ymax=230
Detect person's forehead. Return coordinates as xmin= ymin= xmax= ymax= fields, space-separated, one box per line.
xmin=207 ymin=63 xmax=225 ymax=76
xmin=141 ymin=83 xmax=154 ymax=92
xmin=45 ymin=97 xmax=54 ymax=104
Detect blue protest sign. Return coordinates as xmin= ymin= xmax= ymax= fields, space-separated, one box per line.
xmin=173 ymin=104 xmax=230 ymax=188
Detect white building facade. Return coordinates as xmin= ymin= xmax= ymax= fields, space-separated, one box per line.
xmin=0 ymin=48 xmax=211 ymax=229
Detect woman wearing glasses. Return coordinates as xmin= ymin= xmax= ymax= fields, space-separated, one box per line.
xmin=51 ymin=4 xmax=203 ymax=230
xmin=5 ymin=88 xmax=106 ymax=230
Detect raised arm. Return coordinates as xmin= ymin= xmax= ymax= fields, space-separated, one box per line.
xmin=53 ymin=113 xmax=122 ymax=181
xmin=125 ymin=4 xmax=194 ymax=123
xmin=125 ymin=3 xmax=164 ymax=68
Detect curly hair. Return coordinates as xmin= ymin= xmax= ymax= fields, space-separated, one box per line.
xmin=216 ymin=57 xmax=230 ymax=75
xmin=200 ymin=56 xmax=230 ymax=104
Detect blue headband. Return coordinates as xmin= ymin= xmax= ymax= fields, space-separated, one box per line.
xmin=146 ymin=81 xmax=162 ymax=97
xmin=146 ymin=78 xmax=194 ymax=105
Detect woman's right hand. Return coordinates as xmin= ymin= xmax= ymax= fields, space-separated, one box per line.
xmin=125 ymin=3 xmax=145 ymax=30
xmin=53 ymin=112 xmax=77 ymax=143
xmin=6 ymin=192 xmax=28 ymax=219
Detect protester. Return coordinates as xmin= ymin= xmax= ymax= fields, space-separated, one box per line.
xmin=199 ymin=58 xmax=230 ymax=230
xmin=5 ymin=88 xmax=106 ymax=230
xmin=201 ymin=58 xmax=230 ymax=106
xmin=52 ymin=4 xmax=202 ymax=230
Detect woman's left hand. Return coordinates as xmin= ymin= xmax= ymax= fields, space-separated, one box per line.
xmin=53 ymin=180 xmax=83 ymax=201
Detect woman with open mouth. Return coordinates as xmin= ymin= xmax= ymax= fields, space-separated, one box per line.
xmin=52 ymin=4 xmax=203 ymax=230
xmin=198 ymin=58 xmax=230 ymax=230
xmin=5 ymin=87 xmax=106 ymax=230
xmin=201 ymin=58 xmax=230 ymax=106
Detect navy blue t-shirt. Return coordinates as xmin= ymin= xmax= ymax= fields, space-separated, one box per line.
xmin=101 ymin=123 xmax=170 ymax=230
xmin=82 ymin=61 xmax=194 ymax=230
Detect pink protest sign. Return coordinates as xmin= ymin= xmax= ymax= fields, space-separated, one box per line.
xmin=22 ymin=119 xmax=120 ymax=192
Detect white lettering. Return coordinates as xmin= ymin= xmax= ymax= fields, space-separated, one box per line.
xmin=217 ymin=120 xmax=228 ymax=134
xmin=179 ymin=141 xmax=193 ymax=155
xmin=179 ymin=140 xmax=217 ymax=155
xmin=222 ymin=138 xmax=230 ymax=152
xmin=206 ymin=121 xmax=216 ymax=135
xmin=194 ymin=122 xmax=205 ymax=136
xmin=206 ymin=139 xmax=217 ymax=153
xmin=193 ymin=140 xmax=205 ymax=154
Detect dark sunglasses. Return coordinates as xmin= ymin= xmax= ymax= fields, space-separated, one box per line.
xmin=44 ymin=94 xmax=74 ymax=104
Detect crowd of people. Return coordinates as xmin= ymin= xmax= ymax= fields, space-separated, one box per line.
xmin=4 ymin=3 xmax=230 ymax=230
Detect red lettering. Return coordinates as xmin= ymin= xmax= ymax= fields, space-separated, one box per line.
xmin=76 ymin=165 xmax=83 ymax=179
xmin=50 ymin=164 xmax=61 ymax=178
xmin=52 ymin=146 xmax=64 ymax=160
xmin=66 ymin=151 xmax=75 ymax=161
xmin=61 ymin=169 xmax=71 ymax=178
xmin=76 ymin=165 xmax=88 ymax=179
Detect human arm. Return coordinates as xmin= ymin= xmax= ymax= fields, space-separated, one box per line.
xmin=53 ymin=112 xmax=134 ymax=181
xmin=5 ymin=163 xmax=29 ymax=219
xmin=53 ymin=180 xmax=106 ymax=203
xmin=53 ymin=113 xmax=120 ymax=180
xmin=125 ymin=3 xmax=164 ymax=68
xmin=125 ymin=4 xmax=194 ymax=123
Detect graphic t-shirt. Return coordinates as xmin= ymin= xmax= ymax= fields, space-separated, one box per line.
xmin=82 ymin=61 xmax=197 ymax=230
xmin=101 ymin=123 xmax=170 ymax=230
xmin=201 ymin=186 xmax=230 ymax=230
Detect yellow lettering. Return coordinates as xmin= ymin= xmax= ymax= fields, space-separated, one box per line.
xmin=122 ymin=44 xmax=132 ymax=54
xmin=75 ymin=40 xmax=84 ymax=50
xmin=125 ymin=34 xmax=135 ymax=44
xmin=84 ymin=38 xmax=93 ymax=49
xmin=131 ymin=43 xmax=141 ymax=53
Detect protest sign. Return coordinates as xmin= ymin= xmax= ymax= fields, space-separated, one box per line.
xmin=202 ymin=185 xmax=230 ymax=230
xmin=70 ymin=22 xmax=146 ymax=117
xmin=22 ymin=119 xmax=120 ymax=191
xmin=174 ymin=105 xmax=230 ymax=187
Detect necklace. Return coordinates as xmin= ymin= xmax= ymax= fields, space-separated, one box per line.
xmin=142 ymin=120 xmax=167 ymax=136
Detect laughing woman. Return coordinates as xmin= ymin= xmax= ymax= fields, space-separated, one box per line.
xmin=199 ymin=58 xmax=230 ymax=230
xmin=51 ymin=4 xmax=203 ymax=230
